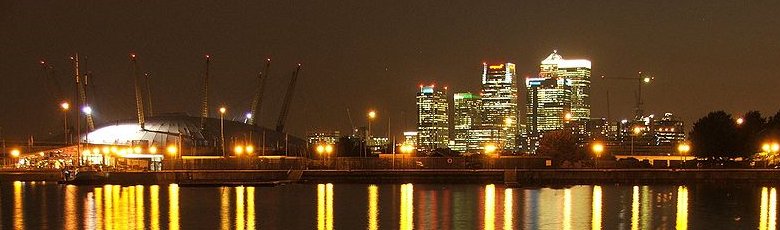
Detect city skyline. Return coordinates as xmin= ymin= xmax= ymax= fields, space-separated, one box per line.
xmin=2 ymin=1 xmax=780 ymax=141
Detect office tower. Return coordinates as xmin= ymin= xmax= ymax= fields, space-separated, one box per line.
xmin=539 ymin=50 xmax=592 ymax=122
xmin=525 ymin=76 xmax=572 ymax=153
xmin=452 ymin=92 xmax=481 ymax=152
xmin=481 ymin=63 xmax=519 ymax=150
xmin=416 ymin=85 xmax=449 ymax=152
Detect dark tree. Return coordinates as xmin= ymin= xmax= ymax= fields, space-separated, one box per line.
xmin=689 ymin=111 xmax=739 ymax=159
xmin=764 ymin=110 xmax=780 ymax=140
xmin=736 ymin=111 xmax=765 ymax=157
xmin=537 ymin=130 xmax=586 ymax=167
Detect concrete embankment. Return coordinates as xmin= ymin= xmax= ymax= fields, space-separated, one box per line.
xmin=5 ymin=169 xmax=780 ymax=185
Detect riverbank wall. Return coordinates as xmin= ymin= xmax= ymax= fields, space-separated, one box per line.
xmin=6 ymin=169 xmax=780 ymax=186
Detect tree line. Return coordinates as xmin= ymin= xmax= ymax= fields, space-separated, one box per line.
xmin=690 ymin=110 xmax=780 ymax=159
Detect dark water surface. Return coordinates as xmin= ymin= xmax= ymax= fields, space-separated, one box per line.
xmin=0 ymin=182 xmax=777 ymax=229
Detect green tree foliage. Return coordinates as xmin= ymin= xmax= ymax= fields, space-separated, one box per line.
xmin=537 ymin=130 xmax=586 ymax=167
xmin=736 ymin=111 xmax=765 ymax=157
xmin=690 ymin=111 xmax=739 ymax=159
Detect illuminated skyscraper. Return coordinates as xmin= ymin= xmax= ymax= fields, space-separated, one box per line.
xmin=539 ymin=50 xmax=592 ymax=122
xmin=525 ymin=76 xmax=572 ymax=153
xmin=481 ymin=63 xmax=519 ymax=150
xmin=525 ymin=51 xmax=591 ymax=153
xmin=416 ymin=85 xmax=449 ymax=152
xmin=452 ymin=92 xmax=481 ymax=152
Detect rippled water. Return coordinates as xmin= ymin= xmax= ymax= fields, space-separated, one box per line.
xmin=0 ymin=182 xmax=777 ymax=229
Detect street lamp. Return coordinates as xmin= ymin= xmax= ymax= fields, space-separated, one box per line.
xmin=60 ymin=102 xmax=70 ymax=145
xmin=233 ymin=145 xmax=244 ymax=156
xmin=631 ymin=126 xmax=642 ymax=155
xmin=366 ymin=110 xmax=376 ymax=157
xmin=736 ymin=117 xmax=744 ymax=125
xmin=10 ymin=149 xmax=20 ymax=158
xmin=677 ymin=142 xmax=691 ymax=166
xmin=219 ymin=106 xmax=226 ymax=157
xmin=591 ymin=142 xmax=604 ymax=168
xmin=484 ymin=143 xmax=498 ymax=156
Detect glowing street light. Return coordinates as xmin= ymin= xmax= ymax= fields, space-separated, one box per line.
xmin=81 ymin=106 xmax=92 ymax=115
xmin=166 ymin=145 xmax=178 ymax=155
xmin=484 ymin=143 xmax=498 ymax=155
xmin=10 ymin=149 xmax=20 ymax=158
xmin=325 ymin=144 xmax=334 ymax=154
xmin=61 ymin=102 xmax=70 ymax=110
xmin=592 ymin=142 xmax=605 ymax=158
xmin=233 ymin=145 xmax=244 ymax=155
xmin=736 ymin=118 xmax=744 ymax=125
xmin=632 ymin=126 xmax=643 ymax=135
xmin=148 ymin=146 xmax=158 ymax=154
xmin=631 ymin=126 xmax=643 ymax=156
xmin=564 ymin=112 xmax=573 ymax=122
xmin=400 ymin=144 xmax=415 ymax=154
xmin=677 ymin=143 xmax=691 ymax=155
xmin=366 ymin=110 xmax=377 ymax=157
xmin=60 ymin=101 xmax=70 ymax=145
xmin=245 ymin=145 xmax=255 ymax=155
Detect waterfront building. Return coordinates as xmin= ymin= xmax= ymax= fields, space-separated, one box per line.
xmin=652 ymin=113 xmax=685 ymax=145
xmin=480 ymin=63 xmax=519 ymax=151
xmin=607 ymin=113 xmax=686 ymax=155
xmin=416 ymin=85 xmax=449 ymax=151
xmin=306 ymin=131 xmax=340 ymax=145
xmin=452 ymin=92 xmax=481 ymax=152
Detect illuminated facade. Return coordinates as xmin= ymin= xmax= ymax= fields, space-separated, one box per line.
xmin=525 ymin=76 xmax=572 ymax=153
xmin=452 ymin=92 xmax=481 ymax=152
xmin=652 ymin=113 xmax=685 ymax=145
xmin=525 ymin=51 xmax=591 ymax=153
xmin=539 ymin=50 xmax=592 ymax=122
xmin=481 ymin=63 xmax=519 ymax=150
xmin=306 ymin=131 xmax=340 ymax=145
xmin=416 ymin=85 xmax=449 ymax=151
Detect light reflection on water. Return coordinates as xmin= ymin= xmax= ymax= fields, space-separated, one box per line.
xmin=1 ymin=182 xmax=780 ymax=229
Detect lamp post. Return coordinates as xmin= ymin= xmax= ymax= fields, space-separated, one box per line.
xmin=366 ymin=110 xmax=376 ymax=157
xmin=219 ymin=107 xmax=226 ymax=157
xmin=167 ymin=144 xmax=178 ymax=170
xmin=762 ymin=142 xmax=780 ymax=165
xmin=592 ymin=142 xmax=604 ymax=168
xmin=60 ymin=102 xmax=70 ymax=145
xmin=81 ymin=105 xmax=92 ymax=165
xmin=677 ymin=142 xmax=690 ymax=167
xmin=631 ymin=126 xmax=642 ymax=155
xmin=10 ymin=148 xmax=20 ymax=167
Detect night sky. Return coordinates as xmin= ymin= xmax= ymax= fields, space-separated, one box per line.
xmin=1 ymin=1 xmax=779 ymax=142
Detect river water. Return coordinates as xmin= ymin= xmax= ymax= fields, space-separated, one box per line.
xmin=0 ymin=182 xmax=776 ymax=229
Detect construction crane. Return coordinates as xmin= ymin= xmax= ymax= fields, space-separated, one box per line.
xmin=130 ymin=53 xmax=146 ymax=130
xmin=71 ymin=54 xmax=95 ymax=131
xmin=145 ymin=72 xmax=154 ymax=117
xmin=200 ymin=55 xmax=211 ymax=130
xmin=346 ymin=107 xmax=356 ymax=135
xmin=275 ymin=64 xmax=302 ymax=133
xmin=248 ymin=59 xmax=271 ymax=126
xmin=38 ymin=60 xmax=64 ymax=102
